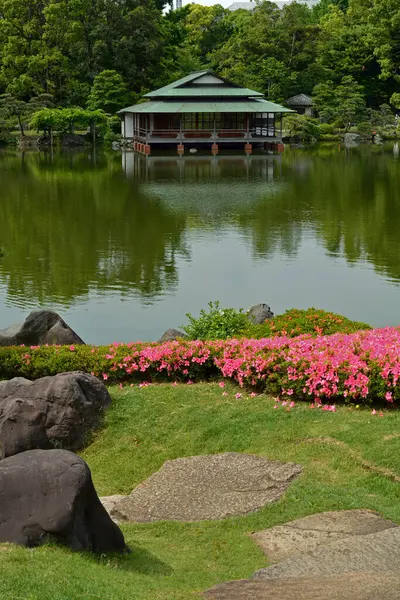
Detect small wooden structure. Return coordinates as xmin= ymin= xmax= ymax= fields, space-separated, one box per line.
xmin=286 ymin=94 xmax=314 ymax=117
xmin=118 ymin=70 xmax=292 ymax=155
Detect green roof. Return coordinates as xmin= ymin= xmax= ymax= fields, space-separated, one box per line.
xmin=144 ymin=71 xmax=211 ymax=97
xmin=119 ymin=70 xmax=292 ymax=115
xmin=119 ymin=98 xmax=292 ymax=114
xmin=145 ymin=86 xmax=264 ymax=98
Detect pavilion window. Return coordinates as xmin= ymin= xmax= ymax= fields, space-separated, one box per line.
xmin=182 ymin=113 xmax=214 ymax=130
xmin=251 ymin=112 xmax=276 ymax=136
xmin=220 ymin=113 xmax=245 ymax=129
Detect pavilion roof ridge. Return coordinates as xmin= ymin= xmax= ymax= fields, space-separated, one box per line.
xmin=144 ymin=71 xmax=213 ymax=98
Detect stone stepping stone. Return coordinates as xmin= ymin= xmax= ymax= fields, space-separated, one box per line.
xmin=203 ymin=511 xmax=400 ymax=599
xmin=100 ymin=495 xmax=127 ymax=523
xmin=204 ymin=572 xmax=400 ymax=599
xmin=251 ymin=509 xmax=398 ymax=563
xmin=110 ymin=453 xmax=301 ymax=522
xmin=252 ymin=527 xmax=400 ymax=580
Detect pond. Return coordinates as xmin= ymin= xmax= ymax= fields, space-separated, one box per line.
xmin=0 ymin=145 xmax=399 ymax=344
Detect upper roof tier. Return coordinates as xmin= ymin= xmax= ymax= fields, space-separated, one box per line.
xmin=144 ymin=71 xmax=263 ymax=98
xmin=118 ymin=70 xmax=292 ymax=114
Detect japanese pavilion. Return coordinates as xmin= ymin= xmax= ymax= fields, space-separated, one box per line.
xmin=118 ymin=70 xmax=292 ymax=155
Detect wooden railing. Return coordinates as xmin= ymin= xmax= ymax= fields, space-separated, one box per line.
xmin=134 ymin=127 xmax=278 ymax=140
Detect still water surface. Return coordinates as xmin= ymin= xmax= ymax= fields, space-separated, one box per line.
xmin=0 ymin=146 xmax=399 ymax=344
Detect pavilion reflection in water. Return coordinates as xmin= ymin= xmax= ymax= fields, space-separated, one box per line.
xmin=122 ymin=152 xmax=281 ymax=182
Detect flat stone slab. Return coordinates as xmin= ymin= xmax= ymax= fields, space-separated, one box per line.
xmin=113 ymin=453 xmax=301 ymax=522
xmin=251 ymin=509 xmax=398 ymax=563
xmin=253 ymin=527 xmax=400 ymax=580
xmin=100 ymin=495 xmax=128 ymax=523
xmin=204 ymin=572 xmax=400 ymax=600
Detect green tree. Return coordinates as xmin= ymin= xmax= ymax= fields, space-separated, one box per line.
xmin=87 ymin=71 xmax=130 ymax=114
xmin=313 ymin=76 xmax=366 ymax=129
xmin=0 ymin=94 xmax=28 ymax=136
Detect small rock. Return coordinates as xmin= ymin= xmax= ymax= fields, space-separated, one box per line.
xmin=0 ymin=309 xmax=84 ymax=347
xmin=157 ymin=328 xmax=187 ymax=343
xmin=247 ymin=304 xmax=274 ymax=325
xmin=0 ymin=449 xmax=128 ymax=553
xmin=344 ymin=132 xmax=362 ymax=147
xmin=60 ymin=133 xmax=85 ymax=147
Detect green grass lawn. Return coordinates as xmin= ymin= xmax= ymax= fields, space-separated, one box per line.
xmin=1 ymin=382 xmax=400 ymax=600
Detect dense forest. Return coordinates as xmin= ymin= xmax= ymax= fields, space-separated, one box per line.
xmin=0 ymin=0 xmax=400 ymax=136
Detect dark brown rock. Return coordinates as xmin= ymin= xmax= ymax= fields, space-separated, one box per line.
xmin=157 ymin=329 xmax=187 ymax=343
xmin=247 ymin=304 xmax=274 ymax=325
xmin=0 ymin=449 xmax=128 ymax=553
xmin=204 ymin=573 xmax=400 ymax=600
xmin=0 ymin=309 xmax=85 ymax=346
xmin=113 ymin=453 xmax=301 ymax=523
xmin=251 ymin=509 xmax=398 ymax=563
xmin=0 ymin=372 xmax=111 ymax=458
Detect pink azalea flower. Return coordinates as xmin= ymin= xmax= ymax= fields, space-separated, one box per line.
xmin=119 ymin=383 xmax=123 ymax=389
xmin=102 ymin=373 xmax=108 ymax=381
xmin=90 ymin=371 xmax=95 ymax=376
xmin=187 ymin=380 xmax=193 ymax=385
xmin=222 ymin=392 xmax=228 ymax=397
xmin=235 ymin=393 xmax=242 ymax=399
xmin=69 ymin=345 xmax=75 ymax=352
xmin=289 ymin=401 xmax=295 ymax=408
xmin=273 ymin=405 xmax=278 ymax=409
xmin=371 ymin=409 xmax=377 ymax=415
xmin=219 ymin=381 xmax=225 ymax=388
xmin=249 ymin=392 xmax=257 ymax=398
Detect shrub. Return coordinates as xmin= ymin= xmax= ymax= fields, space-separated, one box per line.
xmin=0 ymin=327 xmax=400 ymax=406
xmin=182 ymin=301 xmax=248 ymax=340
xmin=318 ymin=123 xmax=335 ymax=135
xmin=243 ymin=308 xmax=371 ymax=339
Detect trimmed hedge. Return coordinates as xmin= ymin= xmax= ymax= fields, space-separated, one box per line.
xmin=1 ymin=326 xmax=400 ymax=406
xmin=243 ymin=308 xmax=371 ymax=339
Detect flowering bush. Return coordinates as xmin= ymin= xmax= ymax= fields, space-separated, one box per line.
xmin=0 ymin=327 xmax=400 ymax=407
xmin=243 ymin=308 xmax=371 ymax=339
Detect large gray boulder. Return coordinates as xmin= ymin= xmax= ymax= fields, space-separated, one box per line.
xmin=0 ymin=449 xmax=128 ymax=553
xmin=0 ymin=310 xmax=85 ymax=346
xmin=0 ymin=372 xmax=111 ymax=458
xmin=247 ymin=304 xmax=274 ymax=325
